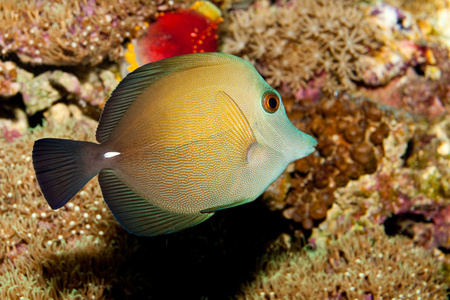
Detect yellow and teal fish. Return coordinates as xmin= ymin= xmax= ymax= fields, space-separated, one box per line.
xmin=32 ymin=53 xmax=317 ymax=236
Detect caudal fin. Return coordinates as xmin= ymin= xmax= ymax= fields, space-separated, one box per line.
xmin=32 ymin=138 xmax=101 ymax=209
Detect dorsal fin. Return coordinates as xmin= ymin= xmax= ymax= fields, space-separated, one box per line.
xmin=96 ymin=52 xmax=234 ymax=143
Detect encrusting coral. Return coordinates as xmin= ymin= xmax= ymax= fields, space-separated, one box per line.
xmin=238 ymin=225 xmax=448 ymax=299
xmin=0 ymin=60 xmax=119 ymax=119
xmin=0 ymin=0 xmax=194 ymax=66
xmin=222 ymin=0 xmax=383 ymax=92
xmin=0 ymin=117 xmax=141 ymax=299
xmin=20 ymin=66 xmax=119 ymax=115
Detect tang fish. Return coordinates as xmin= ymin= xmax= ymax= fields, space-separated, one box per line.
xmin=32 ymin=53 xmax=317 ymax=236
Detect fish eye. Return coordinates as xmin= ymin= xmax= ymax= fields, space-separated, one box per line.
xmin=262 ymin=92 xmax=280 ymax=113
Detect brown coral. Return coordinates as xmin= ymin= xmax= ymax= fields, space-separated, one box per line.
xmin=263 ymin=92 xmax=397 ymax=232
xmin=0 ymin=0 xmax=193 ymax=66
xmin=238 ymin=226 xmax=448 ymax=299
xmin=222 ymin=0 xmax=382 ymax=92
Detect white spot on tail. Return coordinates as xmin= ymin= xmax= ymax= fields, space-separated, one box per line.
xmin=104 ymin=152 xmax=120 ymax=158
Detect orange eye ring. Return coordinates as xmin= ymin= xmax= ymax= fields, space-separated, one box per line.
xmin=262 ymin=92 xmax=280 ymax=113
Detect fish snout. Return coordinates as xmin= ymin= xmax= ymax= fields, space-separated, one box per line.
xmin=291 ymin=129 xmax=317 ymax=161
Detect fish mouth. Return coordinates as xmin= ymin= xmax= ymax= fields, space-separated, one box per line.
xmin=292 ymin=130 xmax=317 ymax=159
xmin=272 ymin=114 xmax=317 ymax=158
xmin=310 ymin=136 xmax=318 ymax=150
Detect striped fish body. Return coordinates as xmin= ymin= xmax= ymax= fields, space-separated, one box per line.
xmin=32 ymin=53 xmax=317 ymax=236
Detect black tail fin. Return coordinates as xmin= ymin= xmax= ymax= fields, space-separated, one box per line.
xmin=32 ymin=138 xmax=101 ymax=209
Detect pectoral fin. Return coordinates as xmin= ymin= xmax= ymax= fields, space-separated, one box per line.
xmin=214 ymin=90 xmax=256 ymax=158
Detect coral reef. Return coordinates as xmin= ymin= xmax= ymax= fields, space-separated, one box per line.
xmin=357 ymin=2 xmax=450 ymax=118
xmin=0 ymin=0 xmax=193 ymax=66
xmin=222 ymin=0 xmax=384 ymax=92
xmin=222 ymin=0 xmax=450 ymax=120
xmin=265 ymin=88 xmax=450 ymax=252
xmin=263 ymin=92 xmax=409 ymax=233
xmin=1 ymin=0 xmax=450 ymax=298
xmin=238 ymin=225 xmax=447 ymax=299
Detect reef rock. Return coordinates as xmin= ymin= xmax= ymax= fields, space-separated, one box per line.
xmin=0 ymin=61 xmax=22 ymax=97
xmin=21 ymin=71 xmax=61 ymax=115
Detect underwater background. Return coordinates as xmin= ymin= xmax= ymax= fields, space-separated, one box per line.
xmin=1 ymin=0 xmax=450 ymax=299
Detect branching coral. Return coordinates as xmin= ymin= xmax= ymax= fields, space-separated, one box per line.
xmin=0 ymin=118 xmax=140 ymax=299
xmin=0 ymin=0 xmax=193 ymax=66
xmin=238 ymin=226 xmax=447 ymax=299
xmin=222 ymin=0 xmax=383 ymax=92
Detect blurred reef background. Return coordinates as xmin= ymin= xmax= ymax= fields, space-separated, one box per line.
xmin=1 ymin=0 xmax=450 ymax=299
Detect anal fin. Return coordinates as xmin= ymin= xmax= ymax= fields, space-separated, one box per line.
xmin=99 ymin=169 xmax=214 ymax=236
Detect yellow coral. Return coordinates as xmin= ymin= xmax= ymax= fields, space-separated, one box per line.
xmin=124 ymin=42 xmax=140 ymax=73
